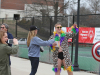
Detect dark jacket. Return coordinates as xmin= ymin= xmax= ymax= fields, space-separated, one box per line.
xmin=7 ymin=32 xmax=13 ymax=65
xmin=7 ymin=32 xmax=13 ymax=47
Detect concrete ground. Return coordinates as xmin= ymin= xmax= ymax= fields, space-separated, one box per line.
xmin=11 ymin=56 xmax=98 ymax=75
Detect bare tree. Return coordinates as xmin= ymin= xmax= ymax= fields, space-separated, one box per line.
xmin=88 ymin=0 xmax=100 ymax=14
xmin=21 ymin=0 xmax=74 ymax=24
xmin=23 ymin=0 xmax=70 ymax=15
xmin=70 ymin=6 xmax=92 ymax=27
xmin=79 ymin=6 xmax=92 ymax=15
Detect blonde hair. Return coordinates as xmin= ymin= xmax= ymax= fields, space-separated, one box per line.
xmin=0 ymin=30 xmax=6 ymax=43
xmin=54 ymin=23 xmax=62 ymax=27
xmin=27 ymin=30 xmax=36 ymax=47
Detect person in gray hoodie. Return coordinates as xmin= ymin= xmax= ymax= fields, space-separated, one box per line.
xmin=27 ymin=25 xmax=56 ymax=75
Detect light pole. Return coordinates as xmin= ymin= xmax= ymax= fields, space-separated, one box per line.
xmin=14 ymin=14 xmax=20 ymax=38
xmin=73 ymin=0 xmax=80 ymax=71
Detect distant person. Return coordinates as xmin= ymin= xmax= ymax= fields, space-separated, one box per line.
xmin=27 ymin=25 xmax=56 ymax=75
xmin=49 ymin=23 xmax=77 ymax=75
xmin=0 ymin=23 xmax=13 ymax=65
xmin=0 ymin=30 xmax=19 ymax=75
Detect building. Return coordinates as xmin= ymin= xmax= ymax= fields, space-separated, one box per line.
xmin=0 ymin=0 xmax=64 ymax=18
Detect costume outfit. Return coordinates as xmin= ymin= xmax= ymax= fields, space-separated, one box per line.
xmin=0 ymin=43 xmax=19 ymax=75
xmin=7 ymin=32 xmax=13 ymax=65
xmin=28 ymin=36 xmax=55 ymax=75
xmin=49 ymin=31 xmax=76 ymax=72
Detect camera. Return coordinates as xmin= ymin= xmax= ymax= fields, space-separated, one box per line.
xmin=40 ymin=46 xmax=44 ymax=52
xmin=8 ymin=39 xmax=13 ymax=44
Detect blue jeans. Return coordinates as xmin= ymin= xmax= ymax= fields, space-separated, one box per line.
xmin=29 ymin=57 xmax=39 ymax=75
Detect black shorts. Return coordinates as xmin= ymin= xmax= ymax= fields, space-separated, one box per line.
xmin=58 ymin=52 xmax=64 ymax=60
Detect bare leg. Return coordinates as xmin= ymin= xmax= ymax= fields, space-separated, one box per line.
xmin=62 ymin=59 xmax=73 ymax=75
xmin=55 ymin=58 xmax=62 ymax=75
xmin=67 ymin=70 xmax=73 ymax=75
xmin=62 ymin=59 xmax=67 ymax=69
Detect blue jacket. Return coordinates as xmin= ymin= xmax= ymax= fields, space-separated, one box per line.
xmin=7 ymin=32 xmax=13 ymax=47
xmin=28 ymin=36 xmax=55 ymax=57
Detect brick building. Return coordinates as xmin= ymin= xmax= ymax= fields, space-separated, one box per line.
xmin=0 ymin=0 xmax=64 ymax=18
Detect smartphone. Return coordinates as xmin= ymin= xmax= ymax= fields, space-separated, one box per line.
xmin=8 ymin=39 xmax=13 ymax=44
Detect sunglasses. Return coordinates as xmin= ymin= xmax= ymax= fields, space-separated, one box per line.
xmin=56 ymin=26 xmax=62 ymax=29
xmin=0 ymin=27 xmax=5 ymax=29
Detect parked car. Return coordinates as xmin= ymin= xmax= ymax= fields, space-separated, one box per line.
xmin=18 ymin=38 xmax=27 ymax=44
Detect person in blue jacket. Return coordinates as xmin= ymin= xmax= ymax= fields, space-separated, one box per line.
xmin=27 ymin=25 xmax=56 ymax=75
xmin=0 ymin=23 xmax=13 ymax=65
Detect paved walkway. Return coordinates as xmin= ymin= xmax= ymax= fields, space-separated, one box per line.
xmin=11 ymin=56 xmax=98 ymax=75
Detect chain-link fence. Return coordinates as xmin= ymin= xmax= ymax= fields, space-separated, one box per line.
xmin=0 ymin=14 xmax=100 ymax=39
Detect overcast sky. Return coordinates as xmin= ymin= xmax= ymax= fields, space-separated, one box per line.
xmin=65 ymin=0 xmax=89 ymax=14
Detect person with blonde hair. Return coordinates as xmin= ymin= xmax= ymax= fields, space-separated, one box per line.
xmin=49 ymin=23 xmax=76 ymax=75
xmin=27 ymin=25 xmax=56 ymax=75
xmin=0 ymin=30 xmax=19 ymax=75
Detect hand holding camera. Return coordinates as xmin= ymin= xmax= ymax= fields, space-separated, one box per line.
xmin=8 ymin=38 xmax=18 ymax=45
xmin=13 ymin=38 xmax=18 ymax=45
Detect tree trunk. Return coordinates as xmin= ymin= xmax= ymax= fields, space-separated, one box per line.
xmin=54 ymin=2 xmax=58 ymax=25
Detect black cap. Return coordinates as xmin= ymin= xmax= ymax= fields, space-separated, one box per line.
xmin=30 ymin=25 xmax=38 ymax=31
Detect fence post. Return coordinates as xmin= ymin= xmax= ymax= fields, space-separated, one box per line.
xmin=2 ymin=18 xmax=4 ymax=24
xmin=15 ymin=20 xmax=17 ymax=37
xmin=50 ymin=16 xmax=52 ymax=36
xmin=49 ymin=16 xmax=52 ymax=63
xmin=32 ymin=17 xmax=34 ymax=25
